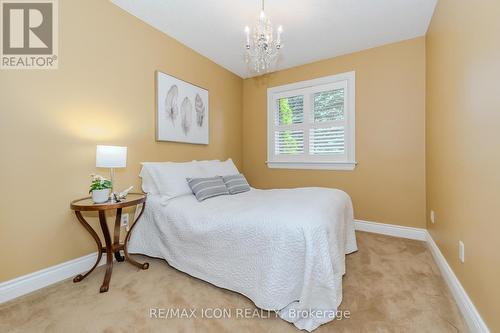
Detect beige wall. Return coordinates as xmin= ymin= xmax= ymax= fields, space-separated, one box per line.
xmin=426 ymin=1 xmax=500 ymax=331
xmin=0 ymin=0 xmax=243 ymax=282
xmin=242 ymin=38 xmax=426 ymax=228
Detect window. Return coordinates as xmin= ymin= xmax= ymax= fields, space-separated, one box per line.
xmin=267 ymin=71 xmax=356 ymax=170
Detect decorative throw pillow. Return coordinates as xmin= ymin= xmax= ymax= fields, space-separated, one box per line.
xmin=186 ymin=176 xmax=230 ymax=201
xmin=222 ymin=174 xmax=251 ymax=194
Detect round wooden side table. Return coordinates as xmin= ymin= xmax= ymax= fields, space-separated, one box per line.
xmin=70 ymin=193 xmax=148 ymax=293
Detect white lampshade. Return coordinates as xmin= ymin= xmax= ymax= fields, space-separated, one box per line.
xmin=96 ymin=145 xmax=127 ymax=168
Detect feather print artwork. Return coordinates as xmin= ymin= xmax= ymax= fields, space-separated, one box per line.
xmin=181 ymin=97 xmax=193 ymax=135
xmin=195 ymin=93 xmax=205 ymax=127
xmin=165 ymin=85 xmax=179 ymax=123
xmin=157 ymin=71 xmax=208 ymax=144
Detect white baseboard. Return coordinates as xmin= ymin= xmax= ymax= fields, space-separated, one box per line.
xmin=426 ymin=232 xmax=490 ymax=333
xmin=354 ymin=219 xmax=427 ymax=241
xmin=0 ymin=221 xmax=491 ymax=333
xmin=354 ymin=219 xmax=489 ymax=333
xmin=0 ymin=252 xmax=105 ymax=304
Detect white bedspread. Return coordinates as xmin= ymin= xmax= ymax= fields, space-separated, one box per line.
xmin=128 ymin=187 xmax=357 ymax=331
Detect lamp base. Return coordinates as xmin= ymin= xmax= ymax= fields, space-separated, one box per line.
xmin=109 ymin=168 xmax=116 ymax=203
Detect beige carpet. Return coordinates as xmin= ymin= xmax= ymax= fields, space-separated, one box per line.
xmin=0 ymin=232 xmax=467 ymax=333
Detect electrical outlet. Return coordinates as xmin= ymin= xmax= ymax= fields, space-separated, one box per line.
xmin=459 ymin=241 xmax=465 ymax=263
xmin=430 ymin=210 xmax=435 ymax=224
xmin=120 ymin=213 xmax=129 ymax=228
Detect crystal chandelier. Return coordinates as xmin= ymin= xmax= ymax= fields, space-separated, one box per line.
xmin=244 ymin=0 xmax=283 ymax=74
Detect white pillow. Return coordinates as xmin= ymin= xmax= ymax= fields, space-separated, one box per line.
xmin=139 ymin=166 xmax=160 ymax=195
xmin=198 ymin=159 xmax=239 ymax=177
xmin=140 ymin=161 xmax=204 ymax=199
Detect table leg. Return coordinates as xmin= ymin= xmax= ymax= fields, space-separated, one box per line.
xmin=124 ymin=203 xmax=149 ymax=270
xmin=73 ymin=211 xmax=103 ymax=283
xmin=99 ymin=211 xmax=113 ymax=293
xmin=113 ymin=208 xmax=125 ymax=262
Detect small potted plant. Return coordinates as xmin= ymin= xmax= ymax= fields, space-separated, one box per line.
xmin=89 ymin=174 xmax=112 ymax=204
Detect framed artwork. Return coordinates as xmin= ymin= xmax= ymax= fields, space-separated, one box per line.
xmin=156 ymin=71 xmax=209 ymax=144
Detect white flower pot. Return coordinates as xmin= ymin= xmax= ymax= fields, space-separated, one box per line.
xmin=92 ymin=189 xmax=110 ymax=204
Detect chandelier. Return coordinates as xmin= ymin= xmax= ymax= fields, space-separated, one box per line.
xmin=244 ymin=0 xmax=283 ymax=74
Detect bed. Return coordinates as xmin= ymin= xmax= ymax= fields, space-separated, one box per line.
xmin=128 ymin=159 xmax=357 ymax=331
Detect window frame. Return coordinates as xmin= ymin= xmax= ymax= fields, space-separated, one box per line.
xmin=267 ymin=71 xmax=356 ymax=170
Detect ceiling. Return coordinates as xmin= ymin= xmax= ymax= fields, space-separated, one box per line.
xmin=111 ymin=0 xmax=437 ymax=78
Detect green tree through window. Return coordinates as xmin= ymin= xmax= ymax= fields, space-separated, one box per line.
xmin=279 ymin=98 xmax=300 ymax=154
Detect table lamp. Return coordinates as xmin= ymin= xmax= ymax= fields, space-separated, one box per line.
xmin=96 ymin=145 xmax=127 ymax=202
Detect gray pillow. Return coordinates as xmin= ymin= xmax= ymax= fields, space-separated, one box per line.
xmin=186 ymin=176 xmax=229 ymax=201
xmin=222 ymin=174 xmax=251 ymax=194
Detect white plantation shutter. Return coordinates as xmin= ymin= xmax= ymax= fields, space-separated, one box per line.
xmin=274 ymin=95 xmax=305 ymax=155
xmin=276 ymin=95 xmax=304 ymax=125
xmin=267 ymin=72 xmax=356 ymax=170
xmin=275 ymin=130 xmax=304 ymax=154
xmin=313 ymin=89 xmax=345 ymax=122
xmin=309 ymin=127 xmax=345 ymax=155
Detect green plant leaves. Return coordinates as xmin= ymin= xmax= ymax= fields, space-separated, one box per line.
xmin=89 ymin=179 xmax=112 ymax=193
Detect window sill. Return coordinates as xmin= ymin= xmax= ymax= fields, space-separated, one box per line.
xmin=266 ymin=161 xmax=357 ymax=171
